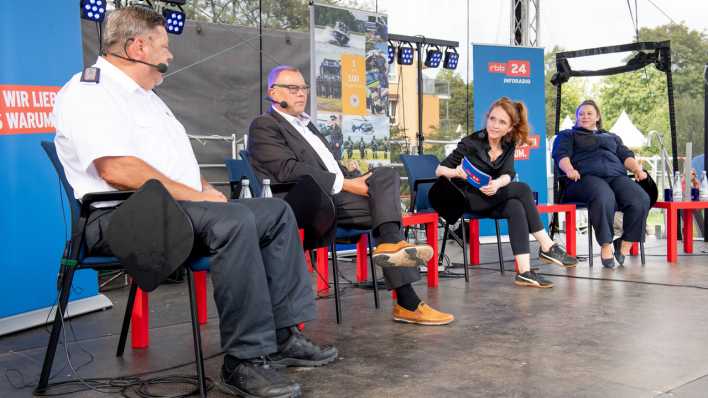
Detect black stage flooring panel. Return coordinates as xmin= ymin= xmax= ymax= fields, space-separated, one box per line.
xmin=3 ymin=238 xmax=708 ymax=397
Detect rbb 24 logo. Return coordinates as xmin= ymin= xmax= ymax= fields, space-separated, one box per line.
xmin=487 ymin=60 xmax=530 ymax=77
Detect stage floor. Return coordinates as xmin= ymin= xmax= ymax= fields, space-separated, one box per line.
xmin=3 ymin=235 xmax=708 ymax=397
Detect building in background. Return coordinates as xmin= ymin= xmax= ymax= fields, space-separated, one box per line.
xmin=387 ymin=56 xmax=450 ymax=154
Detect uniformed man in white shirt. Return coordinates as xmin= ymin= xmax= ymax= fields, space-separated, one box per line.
xmin=52 ymin=7 xmax=335 ymax=398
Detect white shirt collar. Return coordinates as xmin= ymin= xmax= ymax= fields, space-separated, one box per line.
xmin=94 ymin=56 xmax=148 ymax=95
xmin=273 ymin=107 xmax=311 ymax=126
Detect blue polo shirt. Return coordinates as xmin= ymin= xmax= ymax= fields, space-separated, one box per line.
xmin=552 ymin=127 xmax=634 ymax=178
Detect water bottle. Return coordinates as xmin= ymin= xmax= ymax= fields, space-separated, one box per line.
xmin=672 ymin=171 xmax=683 ymax=201
xmin=700 ymin=171 xmax=708 ymax=201
xmin=239 ymin=179 xmax=252 ymax=199
xmin=261 ymin=178 xmax=273 ymax=198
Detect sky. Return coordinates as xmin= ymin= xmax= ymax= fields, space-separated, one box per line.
xmin=372 ymin=0 xmax=707 ymax=81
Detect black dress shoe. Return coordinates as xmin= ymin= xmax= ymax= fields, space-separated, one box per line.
xmin=269 ymin=328 xmax=338 ymax=368
xmin=613 ymin=238 xmax=625 ymax=266
xmin=220 ymin=356 xmax=301 ymax=398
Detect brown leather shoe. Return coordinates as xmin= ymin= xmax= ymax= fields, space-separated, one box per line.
xmin=372 ymin=241 xmax=433 ymax=268
xmin=392 ymin=303 xmax=455 ymax=326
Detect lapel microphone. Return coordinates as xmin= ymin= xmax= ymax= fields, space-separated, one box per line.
xmin=265 ymin=97 xmax=289 ymax=108
xmin=108 ymin=52 xmax=168 ymax=73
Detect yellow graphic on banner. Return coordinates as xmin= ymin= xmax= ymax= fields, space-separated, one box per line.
xmin=340 ymin=54 xmax=366 ymax=115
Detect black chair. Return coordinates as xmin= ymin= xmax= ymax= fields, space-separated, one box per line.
xmin=36 ymin=141 xmax=210 ymax=396
xmin=226 ymin=151 xmax=379 ymax=324
xmin=401 ymin=154 xmax=506 ymax=282
xmin=552 ymin=168 xmax=646 ymax=266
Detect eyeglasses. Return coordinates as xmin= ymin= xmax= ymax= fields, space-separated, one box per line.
xmin=271 ymin=84 xmax=310 ymax=94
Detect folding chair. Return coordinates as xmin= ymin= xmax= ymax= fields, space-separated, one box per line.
xmin=551 ymin=165 xmax=646 ymax=266
xmin=36 ymin=141 xmax=211 ymax=396
xmin=401 ymin=154 xmax=506 ymax=281
xmin=228 ymin=151 xmax=379 ymax=324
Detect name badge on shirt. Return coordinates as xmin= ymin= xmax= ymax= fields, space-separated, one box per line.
xmin=80 ymin=67 xmax=101 ymax=83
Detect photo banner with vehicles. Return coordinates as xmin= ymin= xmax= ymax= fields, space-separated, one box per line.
xmin=310 ymin=3 xmax=390 ymax=173
xmin=473 ymin=44 xmax=547 ymax=236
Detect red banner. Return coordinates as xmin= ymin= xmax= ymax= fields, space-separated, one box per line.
xmin=0 ymin=85 xmax=60 ymax=135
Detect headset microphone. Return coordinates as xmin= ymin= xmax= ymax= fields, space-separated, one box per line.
xmin=265 ymin=97 xmax=288 ymax=108
xmin=108 ymin=52 xmax=168 ymax=73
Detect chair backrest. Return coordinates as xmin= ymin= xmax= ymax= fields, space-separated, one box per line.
xmin=400 ymin=154 xmax=440 ymax=212
xmin=41 ymin=141 xmax=80 ymax=225
xmin=225 ymin=155 xmax=262 ymax=198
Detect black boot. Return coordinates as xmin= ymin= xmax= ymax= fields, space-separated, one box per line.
xmin=221 ymin=356 xmax=301 ymax=398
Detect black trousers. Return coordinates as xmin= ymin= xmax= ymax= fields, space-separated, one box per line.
xmin=461 ymin=182 xmax=544 ymax=256
xmin=85 ymin=198 xmax=316 ymax=359
xmin=563 ymin=175 xmax=650 ymax=244
xmin=333 ymin=166 xmax=420 ymax=289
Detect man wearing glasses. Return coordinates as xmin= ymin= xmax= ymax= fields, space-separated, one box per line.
xmin=247 ymin=65 xmax=454 ymax=326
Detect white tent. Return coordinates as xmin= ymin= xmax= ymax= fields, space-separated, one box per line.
xmin=560 ymin=115 xmax=574 ymax=131
xmin=609 ymin=110 xmax=646 ymax=149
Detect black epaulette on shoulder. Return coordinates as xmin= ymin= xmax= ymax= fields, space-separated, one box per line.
xmin=80 ymin=67 xmax=101 ymax=84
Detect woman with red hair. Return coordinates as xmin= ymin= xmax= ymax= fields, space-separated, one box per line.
xmin=435 ymin=97 xmax=576 ymax=288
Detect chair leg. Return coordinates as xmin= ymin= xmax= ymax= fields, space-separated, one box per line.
xmin=186 ymin=270 xmax=208 ymax=397
xmin=367 ymin=234 xmax=379 ymax=309
xmin=36 ymin=265 xmax=76 ymax=393
xmin=116 ymin=280 xmax=138 ymax=357
xmin=195 ymin=271 xmax=208 ymax=325
xmin=461 ymin=219 xmax=470 ymax=282
xmin=330 ymin=243 xmax=342 ymax=324
xmin=588 ymin=225 xmax=593 ymax=267
xmin=494 ymin=220 xmax=504 ymax=274
xmin=439 ymin=223 xmax=449 ymax=267
xmin=640 ymin=241 xmax=646 ymax=266
xmin=131 ymin=288 xmax=149 ymax=349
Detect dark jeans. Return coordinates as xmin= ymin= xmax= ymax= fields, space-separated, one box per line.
xmin=563 ymin=174 xmax=650 ymax=244
xmin=334 ymin=166 xmax=420 ymax=289
xmin=461 ymin=182 xmax=544 ymax=256
xmin=85 ymin=198 xmax=316 ymax=359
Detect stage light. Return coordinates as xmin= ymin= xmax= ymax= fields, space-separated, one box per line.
xmin=424 ymin=45 xmax=443 ymax=68
xmin=388 ymin=41 xmax=396 ymax=64
xmin=443 ymin=47 xmax=459 ymax=70
xmin=80 ymin=0 xmax=107 ymax=22
xmin=397 ymin=42 xmax=414 ymax=66
xmin=163 ymin=8 xmax=186 ymax=35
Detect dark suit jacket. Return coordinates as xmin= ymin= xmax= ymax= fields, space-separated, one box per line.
xmin=247 ymin=109 xmax=352 ymax=194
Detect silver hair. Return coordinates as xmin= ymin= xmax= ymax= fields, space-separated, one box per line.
xmin=267 ymin=65 xmax=300 ymax=88
xmin=102 ymin=6 xmax=165 ymax=53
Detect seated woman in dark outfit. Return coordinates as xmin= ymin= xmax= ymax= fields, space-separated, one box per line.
xmin=552 ymin=100 xmax=650 ymax=268
xmin=435 ymin=97 xmax=576 ymax=288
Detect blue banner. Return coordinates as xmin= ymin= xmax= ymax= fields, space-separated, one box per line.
xmin=0 ymin=3 xmax=99 ymax=324
xmin=472 ymin=44 xmax=547 ymax=236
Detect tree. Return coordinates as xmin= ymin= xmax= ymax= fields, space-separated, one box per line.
xmin=592 ymin=23 xmax=707 ymax=156
xmin=598 ymin=68 xmax=669 ymax=134
xmin=637 ymin=23 xmax=707 ymax=157
xmin=638 ymin=23 xmax=708 ymax=99
xmin=183 ymin=0 xmax=372 ymax=31
xmin=435 ymin=69 xmax=473 ymax=140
